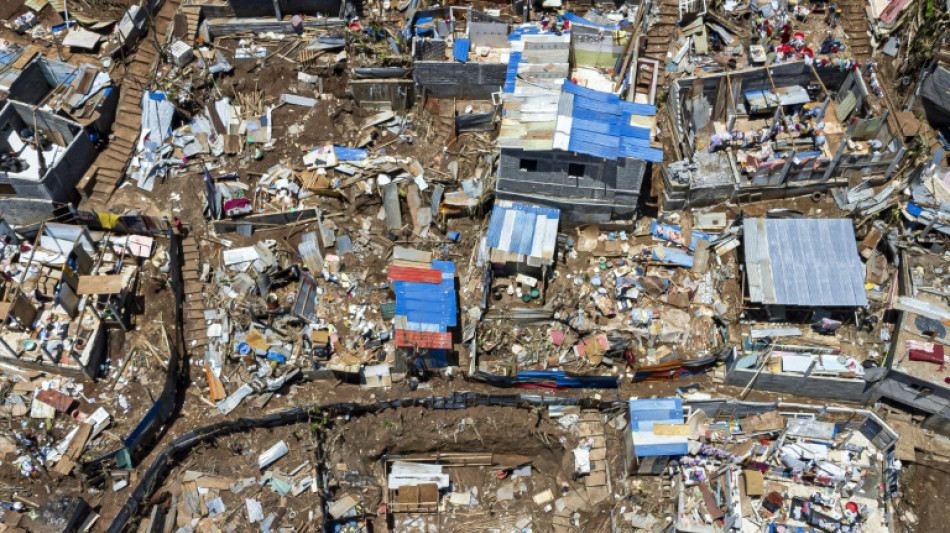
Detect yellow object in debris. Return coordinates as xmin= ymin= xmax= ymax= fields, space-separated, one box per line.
xmin=98 ymin=212 xmax=120 ymax=229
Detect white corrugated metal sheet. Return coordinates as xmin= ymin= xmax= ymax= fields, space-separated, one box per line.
xmin=743 ymin=218 xmax=867 ymax=307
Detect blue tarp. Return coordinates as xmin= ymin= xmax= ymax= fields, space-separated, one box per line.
xmin=415 ymin=16 xmax=435 ymax=36
xmin=650 ymin=220 xmax=712 ymax=251
xmin=651 ymin=247 xmax=693 ymax=268
xmin=453 ymin=38 xmax=470 ymax=63
xmin=333 ymin=146 xmax=368 ymax=161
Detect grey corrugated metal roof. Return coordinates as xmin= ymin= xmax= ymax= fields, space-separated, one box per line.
xmin=742 ymin=218 xmax=867 ymax=307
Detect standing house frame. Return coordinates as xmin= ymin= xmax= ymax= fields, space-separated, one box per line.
xmin=0 ymin=102 xmax=95 ymax=222
xmin=0 ymin=52 xmax=118 ymax=223
xmin=409 ymin=7 xmax=510 ymax=100
xmin=662 ymin=62 xmax=905 ymax=209
xmin=0 ymin=222 xmax=141 ymax=379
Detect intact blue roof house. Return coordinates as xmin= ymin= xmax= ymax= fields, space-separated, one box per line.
xmin=497 ymin=34 xmax=662 ymax=223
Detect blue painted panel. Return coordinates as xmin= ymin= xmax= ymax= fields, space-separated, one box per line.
xmin=453 ymin=38 xmax=470 ymax=63
xmin=572 ymin=107 xmax=621 ymax=124
xmin=619 ymin=123 xmax=653 ymax=140
xmin=563 ymin=80 xmax=621 ymax=104
xmin=576 ymin=130 xmax=622 ymax=148
xmin=619 ymin=144 xmax=664 ymax=163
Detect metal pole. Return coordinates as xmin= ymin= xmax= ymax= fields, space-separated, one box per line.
xmin=0 ymin=337 xmax=18 ymax=358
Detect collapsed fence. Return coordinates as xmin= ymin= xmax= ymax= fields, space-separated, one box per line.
xmin=81 ymin=231 xmax=185 ymax=474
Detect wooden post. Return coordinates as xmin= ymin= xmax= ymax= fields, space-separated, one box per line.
xmin=821 ymin=119 xmax=854 ymax=182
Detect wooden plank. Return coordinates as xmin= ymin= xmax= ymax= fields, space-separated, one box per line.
xmin=52 ymin=457 xmax=76 ymax=476
xmin=77 ymin=275 xmax=125 ymax=294
xmin=11 ymin=45 xmax=39 ymax=69
xmin=97 ymin=157 xmax=127 ymax=172
xmin=652 ymin=423 xmax=691 ymax=436
xmin=63 ymin=422 xmax=92 ymax=461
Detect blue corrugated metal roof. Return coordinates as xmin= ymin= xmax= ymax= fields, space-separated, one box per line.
xmin=620 ymin=101 xmax=657 ymax=116
xmin=394 ymin=260 xmax=457 ymax=327
xmin=485 ymin=201 xmax=560 ymax=259
xmin=504 ymin=51 xmax=522 ymax=93
xmin=629 ymin=398 xmax=689 ymax=457
xmin=453 ymin=38 xmax=470 ymax=63
xmin=629 ymin=398 xmax=684 ymax=430
xmin=563 ymin=81 xmax=663 ymax=163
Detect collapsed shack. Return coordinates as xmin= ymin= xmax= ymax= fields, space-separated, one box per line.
xmin=873 ymin=244 xmax=950 ymax=437
xmin=2 ymin=52 xmax=118 ymax=135
xmin=185 ymin=225 xmax=467 ymax=414
xmin=0 ymin=101 xmax=98 ymax=223
xmin=476 ymin=214 xmax=739 ymax=386
xmin=0 ymin=217 xmax=183 ymax=531
xmin=665 ymin=399 xmax=900 ymax=533
xmin=0 ymin=221 xmax=148 ymax=378
xmin=409 ymin=7 xmax=509 ymax=100
xmin=0 ymin=46 xmax=118 ymax=222
xmin=662 ymin=61 xmax=905 ymax=209
xmin=722 ymin=215 xmax=904 ymax=405
xmin=93 ymin=393 xmax=904 ymax=533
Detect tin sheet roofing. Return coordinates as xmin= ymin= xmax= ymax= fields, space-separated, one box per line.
xmin=554 ymin=81 xmax=663 ymax=162
xmin=743 ymin=218 xmax=868 ymax=307
xmin=485 ymin=201 xmax=560 ymax=263
xmin=629 ymin=398 xmax=688 ymax=457
xmin=497 ymin=29 xmax=662 ymax=164
xmin=394 ymin=260 xmax=457 ymax=327
xmin=563 ymin=12 xmax=620 ymax=31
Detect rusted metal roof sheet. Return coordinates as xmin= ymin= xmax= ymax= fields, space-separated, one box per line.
xmin=388 ymin=265 xmax=443 ymax=283
xmin=394 ymin=329 xmax=453 ymax=350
